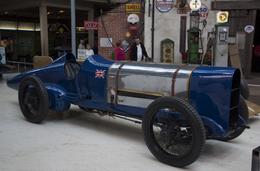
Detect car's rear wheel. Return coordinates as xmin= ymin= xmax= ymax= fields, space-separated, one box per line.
xmin=19 ymin=76 xmax=49 ymax=123
xmin=216 ymin=95 xmax=249 ymax=141
xmin=142 ymin=97 xmax=205 ymax=167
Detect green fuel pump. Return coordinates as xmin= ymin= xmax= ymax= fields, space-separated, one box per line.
xmin=187 ymin=11 xmax=200 ymax=64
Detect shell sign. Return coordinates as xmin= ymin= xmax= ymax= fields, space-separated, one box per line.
xmin=126 ymin=4 xmax=141 ymax=13
xmin=127 ymin=14 xmax=139 ymax=24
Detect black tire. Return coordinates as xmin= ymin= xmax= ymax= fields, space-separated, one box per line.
xmin=78 ymin=106 xmax=94 ymax=112
xmin=216 ymin=95 xmax=249 ymax=141
xmin=142 ymin=97 xmax=205 ymax=167
xmin=240 ymin=78 xmax=250 ymax=100
xmin=18 ymin=76 xmax=49 ymax=123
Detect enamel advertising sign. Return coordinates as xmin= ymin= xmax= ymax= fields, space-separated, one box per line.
xmin=198 ymin=3 xmax=209 ymax=23
xmin=84 ymin=21 xmax=98 ymax=30
xmin=156 ymin=0 xmax=174 ymax=13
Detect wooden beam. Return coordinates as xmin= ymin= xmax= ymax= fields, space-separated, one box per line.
xmin=211 ymin=1 xmax=260 ymax=10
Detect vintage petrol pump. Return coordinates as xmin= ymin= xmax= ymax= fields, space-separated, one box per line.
xmin=213 ymin=12 xmax=229 ymax=67
xmin=161 ymin=39 xmax=174 ymax=63
xmin=187 ymin=10 xmax=200 ymax=64
xmin=127 ymin=14 xmax=139 ymax=57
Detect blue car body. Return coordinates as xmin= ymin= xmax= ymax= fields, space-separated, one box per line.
xmin=7 ymin=53 xmax=246 ymax=139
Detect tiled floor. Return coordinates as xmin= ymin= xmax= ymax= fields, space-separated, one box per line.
xmin=0 ymin=73 xmax=259 ymax=171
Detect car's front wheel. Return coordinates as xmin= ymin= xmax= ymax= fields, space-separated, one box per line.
xmin=18 ymin=76 xmax=49 ymax=123
xmin=142 ymin=97 xmax=206 ymax=167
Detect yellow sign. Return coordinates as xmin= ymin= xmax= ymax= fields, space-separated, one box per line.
xmin=126 ymin=4 xmax=141 ymax=13
xmin=219 ymin=13 xmax=228 ymax=21
xmin=216 ymin=11 xmax=229 ymax=23
xmin=126 ymin=32 xmax=131 ymax=37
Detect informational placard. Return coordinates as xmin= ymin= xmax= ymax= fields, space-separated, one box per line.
xmin=0 ymin=47 xmax=6 ymax=64
xmin=126 ymin=4 xmax=141 ymax=13
xmin=122 ymin=40 xmax=129 ymax=52
xmin=100 ymin=38 xmax=113 ymax=47
xmin=84 ymin=21 xmax=98 ymax=30
xmin=156 ymin=0 xmax=174 ymax=13
xmin=77 ymin=49 xmax=86 ymax=59
xmin=198 ymin=3 xmax=209 ymax=23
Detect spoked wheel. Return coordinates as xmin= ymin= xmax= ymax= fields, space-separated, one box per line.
xmin=216 ymin=95 xmax=249 ymax=141
xmin=142 ymin=97 xmax=205 ymax=167
xmin=18 ymin=76 xmax=49 ymax=123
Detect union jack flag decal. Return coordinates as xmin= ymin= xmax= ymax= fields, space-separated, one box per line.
xmin=95 ymin=69 xmax=106 ymax=79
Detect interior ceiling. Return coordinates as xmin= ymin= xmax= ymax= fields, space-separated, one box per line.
xmin=0 ymin=2 xmax=113 ymax=23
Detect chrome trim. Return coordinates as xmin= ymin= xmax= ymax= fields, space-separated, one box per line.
xmin=187 ymin=66 xmax=197 ymax=102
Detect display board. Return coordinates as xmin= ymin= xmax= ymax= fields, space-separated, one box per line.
xmin=0 ymin=47 xmax=6 ymax=64
xmin=78 ymin=49 xmax=86 ymax=59
xmin=100 ymin=38 xmax=113 ymax=47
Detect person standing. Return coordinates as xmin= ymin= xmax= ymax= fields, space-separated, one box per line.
xmin=78 ymin=40 xmax=85 ymax=49
xmin=252 ymin=44 xmax=260 ymax=72
xmin=130 ymin=36 xmax=148 ymax=61
xmin=115 ymin=40 xmax=126 ymax=61
xmin=86 ymin=44 xmax=94 ymax=58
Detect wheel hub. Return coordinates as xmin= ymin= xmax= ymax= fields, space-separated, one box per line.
xmin=27 ymin=88 xmax=40 ymax=111
xmin=160 ymin=129 xmax=171 ymax=142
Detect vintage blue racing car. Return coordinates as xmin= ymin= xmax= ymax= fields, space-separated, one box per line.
xmin=7 ymin=53 xmax=249 ymax=167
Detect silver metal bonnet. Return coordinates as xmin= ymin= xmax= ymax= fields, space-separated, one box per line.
xmin=107 ymin=61 xmax=197 ymax=108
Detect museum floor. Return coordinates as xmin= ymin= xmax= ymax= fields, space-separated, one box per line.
xmin=0 ymin=73 xmax=259 ymax=171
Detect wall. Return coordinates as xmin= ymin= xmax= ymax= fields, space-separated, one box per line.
xmin=97 ymin=0 xmax=144 ymax=60
xmin=144 ymin=0 xmax=259 ymax=63
xmin=144 ymin=0 xmax=222 ymax=63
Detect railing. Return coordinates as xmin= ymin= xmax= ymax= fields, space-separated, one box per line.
xmin=6 ymin=61 xmax=33 ymax=73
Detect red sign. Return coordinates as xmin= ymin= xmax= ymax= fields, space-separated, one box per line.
xmin=84 ymin=21 xmax=98 ymax=30
xmin=129 ymin=26 xmax=138 ymax=30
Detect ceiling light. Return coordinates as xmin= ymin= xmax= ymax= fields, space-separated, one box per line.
xmin=59 ymin=10 xmax=64 ymax=13
xmin=5 ymin=12 xmax=8 ymax=14
xmin=47 ymin=12 xmax=51 ymax=15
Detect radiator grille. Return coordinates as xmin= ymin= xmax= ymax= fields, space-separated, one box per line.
xmin=229 ymin=69 xmax=241 ymax=125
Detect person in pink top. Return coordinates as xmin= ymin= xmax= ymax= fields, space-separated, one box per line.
xmin=252 ymin=44 xmax=260 ymax=72
xmin=115 ymin=40 xmax=125 ymax=61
